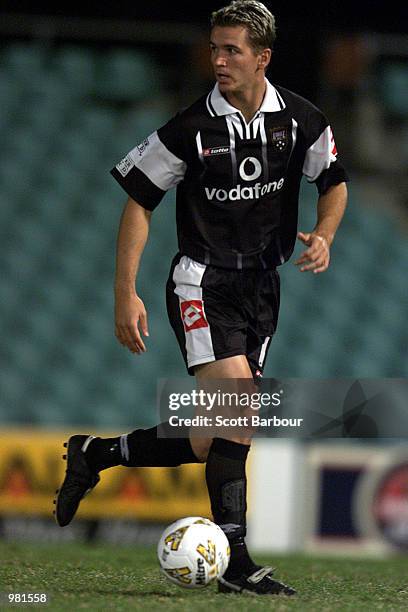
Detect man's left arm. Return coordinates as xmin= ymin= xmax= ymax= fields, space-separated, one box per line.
xmin=295 ymin=181 xmax=348 ymax=273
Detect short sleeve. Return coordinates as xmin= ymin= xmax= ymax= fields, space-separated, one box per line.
xmin=302 ymin=111 xmax=349 ymax=195
xmin=110 ymin=114 xmax=187 ymax=210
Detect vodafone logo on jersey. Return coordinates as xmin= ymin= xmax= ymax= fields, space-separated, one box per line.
xmin=180 ymin=300 xmax=208 ymax=332
xmin=204 ymin=154 xmax=285 ymax=203
xmin=205 ymin=177 xmax=285 ymax=202
xmin=239 ymin=157 xmax=262 ymax=181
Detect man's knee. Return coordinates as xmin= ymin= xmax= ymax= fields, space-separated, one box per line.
xmin=190 ymin=436 xmax=252 ymax=462
xmin=190 ymin=436 xmax=213 ymax=462
xmin=226 ymin=436 xmax=253 ymax=446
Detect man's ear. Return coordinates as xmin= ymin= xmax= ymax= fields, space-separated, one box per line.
xmin=258 ymin=48 xmax=272 ymax=70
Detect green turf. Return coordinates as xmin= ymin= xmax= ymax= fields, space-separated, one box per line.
xmin=1 ymin=542 xmax=407 ymax=611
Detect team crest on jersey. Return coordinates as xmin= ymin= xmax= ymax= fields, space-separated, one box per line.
xmin=270 ymin=127 xmax=288 ymax=152
xmin=203 ymin=146 xmax=230 ymax=157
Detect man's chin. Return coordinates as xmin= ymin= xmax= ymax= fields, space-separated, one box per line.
xmin=217 ymin=81 xmax=234 ymax=93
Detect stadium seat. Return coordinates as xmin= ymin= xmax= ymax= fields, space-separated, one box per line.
xmin=379 ymin=62 xmax=408 ymax=117
xmin=94 ymin=49 xmax=163 ymax=101
xmin=1 ymin=42 xmax=48 ymax=81
xmin=51 ymin=46 xmax=96 ymax=91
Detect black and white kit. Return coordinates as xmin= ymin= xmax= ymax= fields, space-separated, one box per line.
xmin=111 ymin=79 xmax=348 ymax=375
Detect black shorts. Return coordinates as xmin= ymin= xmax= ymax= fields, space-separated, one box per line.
xmin=166 ymin=254 xmax=280 ymax=379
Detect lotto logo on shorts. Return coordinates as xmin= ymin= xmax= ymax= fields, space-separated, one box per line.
xmin=181 ymin=300 xmax=208 ymax=332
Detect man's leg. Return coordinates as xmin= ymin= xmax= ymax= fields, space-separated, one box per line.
xmin=192 ymin=355 xmax=256 ymax=579
xmin=54 ymin=422 xmax=199 ymax=527
xmin=193 ymin=355 xmax=295 ymax=596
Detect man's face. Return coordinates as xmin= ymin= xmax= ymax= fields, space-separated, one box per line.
xmin=210 ymin=26 xmax=267 ymax=95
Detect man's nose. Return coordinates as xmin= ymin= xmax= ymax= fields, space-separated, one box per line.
xmin=213 ymin=51 xmax=227 ymax=66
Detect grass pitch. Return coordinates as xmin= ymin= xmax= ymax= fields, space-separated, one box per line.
xmin=1 ymin=542 xmax=407 ymax=611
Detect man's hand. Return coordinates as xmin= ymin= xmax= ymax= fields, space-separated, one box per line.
xmin=115 ymin=291 xmax=149 ymax=354
xmin=295 ymin=232 xmax=330 ymax=274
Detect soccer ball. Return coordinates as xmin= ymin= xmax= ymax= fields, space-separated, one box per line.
xmin=157 ymin=516 xmax=230 ymax=588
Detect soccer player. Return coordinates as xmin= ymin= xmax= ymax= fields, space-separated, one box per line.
xmin=55 ymin=0 xmax=348 ymax=596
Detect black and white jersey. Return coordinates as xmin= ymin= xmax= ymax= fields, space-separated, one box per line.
xmin=111 ymin=79 xmax=348 ymax=269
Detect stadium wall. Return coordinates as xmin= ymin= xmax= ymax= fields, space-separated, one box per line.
xmin=1 ymin=430 xmax=408 ymax=556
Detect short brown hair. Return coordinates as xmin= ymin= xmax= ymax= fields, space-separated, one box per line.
xmin=211 ymin=0 xmax=276 ymax=52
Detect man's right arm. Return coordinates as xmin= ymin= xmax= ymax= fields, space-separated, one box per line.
xmin=114 ymin=197 xmax=152 ymax=354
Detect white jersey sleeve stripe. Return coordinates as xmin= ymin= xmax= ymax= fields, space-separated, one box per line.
xmin=302 ymin=125 xmax=338 ymax=182
xmin=128 ymin=131 xmax=187 ymax=192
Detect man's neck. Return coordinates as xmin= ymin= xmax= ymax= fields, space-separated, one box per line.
xmin=225 ymin=79 xmax=267 ymax=123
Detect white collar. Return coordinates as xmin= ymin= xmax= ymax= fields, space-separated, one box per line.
xmin=207 ymin=78 xmax=285 ymax=117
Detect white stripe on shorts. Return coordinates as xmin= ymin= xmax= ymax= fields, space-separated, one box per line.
xmin=172 ymin=256 xmax=215 ymax=369
xmin=120 ymin=434 xmax=130 ymax=462
xmin=258 ymin=336 xmax=271 ymax=368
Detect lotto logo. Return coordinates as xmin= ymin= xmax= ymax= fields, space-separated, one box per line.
xmin=181 ymin=300 xmax=208 ymax=332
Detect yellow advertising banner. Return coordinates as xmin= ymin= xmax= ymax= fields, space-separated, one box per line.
xmin=0 ymin=429 xmax=210 ymax=521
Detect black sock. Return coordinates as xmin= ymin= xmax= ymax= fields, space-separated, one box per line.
xmin=227 ymin=537 xmax=259 ymax=579
xmin=85 ymin=422 xmax=198 ymax=472
xmin=205 ymin=437 xmax=257 ymax=579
